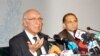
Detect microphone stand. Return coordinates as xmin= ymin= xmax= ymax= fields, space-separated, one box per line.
xmin=87 ymin=27 xmax=100 ymax=33
xmin=64 ymin=43 xmax=66 ymax=50
xmin=91 ymin=29 xmax=100 ymax=33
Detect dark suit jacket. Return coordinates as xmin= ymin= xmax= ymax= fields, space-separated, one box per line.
xmin=9 ymin=31 xmax=49 ymax=56
xmin=54 ymin=29 xmax=82 ymax=54
xmin=55 ymin=29 xmax=76 ymax=51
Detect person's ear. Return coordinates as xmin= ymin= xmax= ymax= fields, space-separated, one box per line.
xmin=23 ymin=20 xmax=27 ymax=27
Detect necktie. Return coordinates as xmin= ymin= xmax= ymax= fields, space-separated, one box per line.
xmin=33 ymin=37 xmax=42 ymax=56
xmin=33 ymin=37 xmax=37 ymax=42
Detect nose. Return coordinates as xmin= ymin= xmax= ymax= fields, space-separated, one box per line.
xmin=72 ymin=22 xmax=75 ymax=25
xmin=71 ymin=22 xmax=77 ymax=27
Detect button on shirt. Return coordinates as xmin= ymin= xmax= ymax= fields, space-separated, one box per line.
xmin=25 ymin=30 xmax=46 ymax=56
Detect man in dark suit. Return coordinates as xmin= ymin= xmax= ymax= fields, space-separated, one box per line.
xmin=52 ymin=13 xmax=88 ymax=54
xmin=9 ymin=9 xmax=50 ymax=56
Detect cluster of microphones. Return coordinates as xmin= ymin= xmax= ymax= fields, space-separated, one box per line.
xmin=49 ymin=27 xmax=100 ymax=55
xmin=81 ymin=27 xmax=100 ymax=54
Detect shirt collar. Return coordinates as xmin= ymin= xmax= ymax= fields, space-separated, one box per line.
xmin=25 ymin=30 xmax=34 ymax=39
xmin=68 ymin=31 xmax=75 ymax=37
xmin=25 ymin=30 xmax=39 ymax=40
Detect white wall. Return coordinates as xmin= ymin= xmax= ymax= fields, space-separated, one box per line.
xmin=42 ymin=0 xmax=100 ymax=37
xmin=0 ymin=0 xmax=100 ymax=47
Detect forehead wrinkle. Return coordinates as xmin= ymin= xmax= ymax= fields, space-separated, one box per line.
xmin=23 ymin=9 xmax=41 ymax=20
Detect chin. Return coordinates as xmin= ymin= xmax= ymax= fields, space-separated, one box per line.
xmin=70 ymin=29 xmax=77 ymax=32
xmin=35 ymin=30 xmax=41 ymax=33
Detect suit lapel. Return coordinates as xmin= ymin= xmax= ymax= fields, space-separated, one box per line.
xmin=59 ymin=29 xmax=76 ymax=42
xmin=21 ymin=31 xmax=30 ymax=42
xmin=38 ymin=32 xmax=49 ymax=54
xmin=17 ymin=31 xmax=34 ymax=56
xmin=21 ymin=31 xmax=49 ymax=55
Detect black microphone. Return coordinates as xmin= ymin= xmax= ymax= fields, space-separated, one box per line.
xmin=81 ymin=32 xmax=96 ymax=44
xmin=53 ymin=34 xmax=63 ymax=44
xmin=81 ymin=33 xmax=89 ymax=44
xmin=53 ymin=34 xmax=68 ymax=44
xmin=87 ymin=27 xmax=92 ymax=30
xmin=54 ymin=34 xmax=62 ymax=40
xmin=54 ymin=34 xmax=80 ymax=54
xmin=87 ymin=27 xmax=100 ymax=33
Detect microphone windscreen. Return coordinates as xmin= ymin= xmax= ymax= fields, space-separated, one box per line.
xmin=53 ymin=34 xmax=63 ymax=44
xmin=67 ymin=41 xmax=78 ymax=50
xmin=54 ymin=34 xmax=61 ymax=40
xmin=81 ymin=34 xmax=89 ymax=44
xmin=87 ymin=27 xmax=92 ymax=30
xmin=95 ymin=33 xmax=100 ymax=40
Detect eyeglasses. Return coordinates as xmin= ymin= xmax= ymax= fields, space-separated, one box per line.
xmin=26 ymin=18 xmax=43 ymax=21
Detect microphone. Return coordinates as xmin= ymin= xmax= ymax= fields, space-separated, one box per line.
xmin=67 ymin=41 xmax=80 ymax=54
xmin=87 ymin=27 xmax=100 ymax=33
xmin=53 ymin=34 xmax=69 ymax=50
xmin=87 ymin=27 xmax=92 ymax=30
xmin=95 ymin=33 xmax=100 ymax=41
xmin=54 ymin=34 xmax=68 ymax=44
xmin=53 ymin=34 xmax=63 ymax=44
xmin=88 ymin=40 xmax=100 ymax=54
xmin=81 ymin=33 xmax=96 ymax=43
xmin=78 ymin=29 xmax=88 ymax=33
xmin=81 ymin=33 xmax=89 ymax=44
xmin=82 ymin=32 xmax=96 ymax=41
xmin=48 ymin=35 xmax=62 ymax=54
xmin=54 ymin=34 xmax=80 ymax=54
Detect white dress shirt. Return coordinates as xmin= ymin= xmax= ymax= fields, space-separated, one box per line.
xmin=68 ymin=30 xmax=84 ymax=40
xmin=25 ymin=30 xmax=46 ymax=56
xmin=68 ymin=31 xmax=75 ymax=38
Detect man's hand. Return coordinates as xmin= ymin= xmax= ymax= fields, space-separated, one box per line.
xmin=27 ymin=38 xmax=44 ymax=52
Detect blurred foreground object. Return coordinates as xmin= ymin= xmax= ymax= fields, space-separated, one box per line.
xmin=49 ymin=45 xmax=61 ymax=54
xmin=40 ymin=53 xmax=58 ymax=56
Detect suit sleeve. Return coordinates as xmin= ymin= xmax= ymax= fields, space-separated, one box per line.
xmin=9 ymin=39 xmax=22 ymax=56
xmin=9 ymin=38 xmax=33 ymax=56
